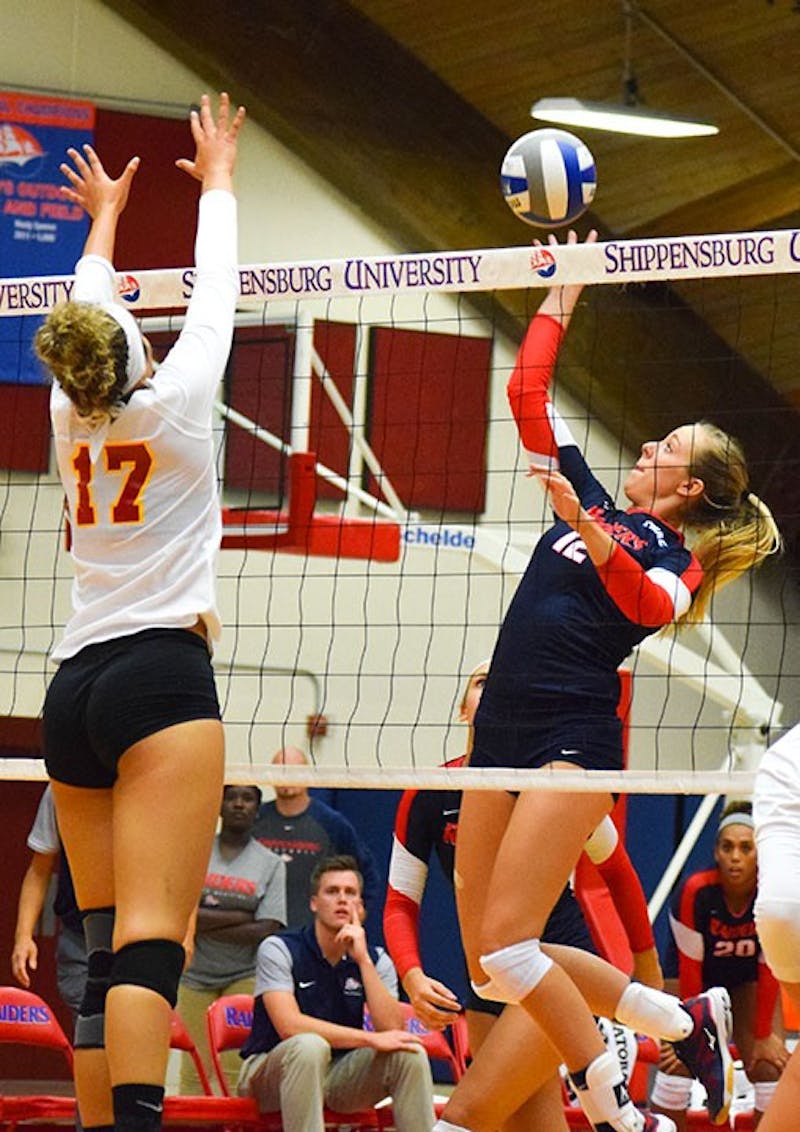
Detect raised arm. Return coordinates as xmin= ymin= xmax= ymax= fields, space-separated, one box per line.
xmin=60 ymin=145 xmax=140 ymax=264
xmin=507 ymin=228 xmax=597 ymax=469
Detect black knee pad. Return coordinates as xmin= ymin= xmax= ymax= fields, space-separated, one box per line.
xmin=75 ymin=907 xmax=115 ymax=1050
xmin=110 ymin=939 xmax=185 ymax=1008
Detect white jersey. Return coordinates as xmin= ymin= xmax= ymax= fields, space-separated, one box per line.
xmin=49 ymin=189 xmax=237 ymax=661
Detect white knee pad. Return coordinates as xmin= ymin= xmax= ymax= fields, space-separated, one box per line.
xmin=755 ymin=898 xmax=800 ymax=983
xmin=650 ymin=1069 xmax=693 ymax=1111
xmin=478 ymin=938 xmax=553 ymax=1004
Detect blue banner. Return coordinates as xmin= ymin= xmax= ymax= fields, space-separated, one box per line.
xmin=0 ymin=91 xmax=94 ymax=383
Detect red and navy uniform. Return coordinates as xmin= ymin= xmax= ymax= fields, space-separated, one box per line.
xmin=670 ymin=867 xmax=778 ymax=1039
xmin=473 ymin=314 xmax=702 ymax=770
xmin=384 ymin=756 xmax=655 ymax=1014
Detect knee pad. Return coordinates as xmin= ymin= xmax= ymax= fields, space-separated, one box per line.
xmin=478 ymin=938 xmax=553 ymax=1004
xmin=650 ymin=1069 xmax=693 ymax=1111
xmin=755 ymin=898 xmax=800 ymax=983
xmin=110 ymin=938 xmax=185 ymax=1008
xmin=75 ymin=907 xmax=115 ymax=1050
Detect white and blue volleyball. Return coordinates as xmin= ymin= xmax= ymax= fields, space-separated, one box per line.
xmin=500 ymin=128 xmax=596 ymax=228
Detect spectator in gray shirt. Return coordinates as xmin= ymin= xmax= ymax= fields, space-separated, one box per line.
xmin=177 ymin=784 xmax=286 ymax=1094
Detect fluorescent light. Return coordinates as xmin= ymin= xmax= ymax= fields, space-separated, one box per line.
xmin=531 ymin=97 xmax=718 ymax=139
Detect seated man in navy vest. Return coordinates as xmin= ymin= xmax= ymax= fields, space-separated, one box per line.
xmin=237 ymin=854 xmax=435 ymax=1132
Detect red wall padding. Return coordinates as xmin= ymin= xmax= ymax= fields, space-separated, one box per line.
xmin=93 ymin=108 xmax=197 ymax=273
xmin=366 ymin=326 xmax=491 ymax=513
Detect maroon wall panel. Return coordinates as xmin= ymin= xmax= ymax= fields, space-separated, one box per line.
xmin=0 ymin=381 xmax=50 ymax=471
xmin=310 ymin=320 xmax=356 ymax=502
xmin=366 ymin=327 xmax=491 ymax=513
xmin=224 ymin=326 xmax=294 ymax=501
xmin=94 ymin=109 xmax=197 ymax=272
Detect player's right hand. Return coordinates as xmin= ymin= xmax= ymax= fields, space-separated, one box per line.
xmin=11 ymin=938 xmax=37 ymax=988
xmin=403 ymin=967 xmax=462 ymax=1030
xmin=368 ymin=1028 xmax=425 ymax=1053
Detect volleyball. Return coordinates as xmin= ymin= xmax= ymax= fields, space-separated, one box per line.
xmin=499 ymin=128 xmax=596 ymax=228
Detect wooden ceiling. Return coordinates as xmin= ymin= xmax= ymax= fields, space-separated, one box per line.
xmin=108 ymin=0 xmax=800 ymax=556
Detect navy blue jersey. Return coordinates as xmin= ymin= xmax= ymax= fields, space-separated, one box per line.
xmin=484 ymin=493 xmax=695 ymax=717
xmin=241 ymin=924 xmax=392 ymax=1058
xmin=482 ymin=313 xmax=701 ymax=722
xmin=670 ymin=868 xmax=761 ymax=994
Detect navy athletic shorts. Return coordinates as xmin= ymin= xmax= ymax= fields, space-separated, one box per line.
xmin=44 ymin=628 xmax=220 ymax=788
xmin=469 ymin=706 xmax=624 ymax=774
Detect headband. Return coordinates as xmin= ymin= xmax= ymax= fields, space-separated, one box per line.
xmin=717 ymin=811 xmax=754 ymax=835
xmin=98 ymin=301 xmax=147 ymax=395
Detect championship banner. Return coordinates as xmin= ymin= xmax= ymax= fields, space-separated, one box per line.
xmin=0 ymin=90 xmax=94 ymax=383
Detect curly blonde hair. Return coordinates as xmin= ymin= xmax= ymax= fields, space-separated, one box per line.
xmin=679 ymin=421 xmax=782 ymax=624
xmin=35 ymin=302 xmax=128 ymax=424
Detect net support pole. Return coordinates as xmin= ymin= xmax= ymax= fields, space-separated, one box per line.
xmin=311 ymin=345 xmax=406 ymax=517
xmin=647 ymin=789 xmax=721 ymax=924
xmin=647 ymin=724 xmax=768 ymax=923
xmin=289 ymin=309 xmax=314 ymax=454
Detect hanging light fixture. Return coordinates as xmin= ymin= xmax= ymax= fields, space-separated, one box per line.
xmin=531 ymin=2 xmax=719 ymax=139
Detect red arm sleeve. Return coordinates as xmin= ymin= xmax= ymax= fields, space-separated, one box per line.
xmin=598 ymin=542 xmax=702 ymax=628
xmin=755 ymin=957 xmax=780 ymax=1040
xmin=594 ymin=839 xmax=656 ymax=954
xmin=383 ymin=887 xmax=423 ymax=981
xmin=506 ymin=313 xmax=564 ymax=459
xmin=383 ymin=788 xmax=431 ymax=981
xmin=675 ymin=875 xmax=705 ymax=1000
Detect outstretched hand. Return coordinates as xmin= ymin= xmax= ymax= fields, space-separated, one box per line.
xmin=176 ymin=91 xmax=246 ymax=190
xmin=536 ymin=226 xmax=598 ymax=323
xmin=59 ymin=145 xmax=140 ymax=219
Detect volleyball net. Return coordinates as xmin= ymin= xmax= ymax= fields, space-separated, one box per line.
xmin=0 ymin=231 xmax=798 ymax=797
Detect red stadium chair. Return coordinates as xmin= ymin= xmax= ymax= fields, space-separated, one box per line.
xmin=450 ymin=1010 xmax=470 ymax=1077
xmin=205 ymin=993 xmax=254 ymax=1097
xmin=390 ymin=1002 xmax=465 ymax=1082
xmin=169 ymin=1009 xmax=215 ymax=1096
xmin=0 ymin=986 xmax=77 ymax=1130
xmin=206 ymin=994 xmax=379 ymax=1129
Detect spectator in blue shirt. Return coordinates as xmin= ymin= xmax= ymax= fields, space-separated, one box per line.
xmin=252 ymin=747 xmax=379 ymax=928
xmin=237 ymin=855 xmax=433 ymax=1131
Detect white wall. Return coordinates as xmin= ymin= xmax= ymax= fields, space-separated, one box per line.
xmin=1 ymin=0 xmax=796 ymax=789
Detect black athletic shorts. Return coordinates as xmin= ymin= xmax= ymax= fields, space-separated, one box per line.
xmin=44 ymin=628 xmax=220 ymax=788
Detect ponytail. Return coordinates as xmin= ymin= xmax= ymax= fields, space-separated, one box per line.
xmin=676 ymin=422 xmax=781 ymax=625
xmin=35 ymin=302 xmax=129 ymax=425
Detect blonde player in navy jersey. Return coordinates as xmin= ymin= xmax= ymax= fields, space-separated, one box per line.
xmin=34 ymin=92 xmax=244 ymax=1132
xmin=433 ymin=230 xmax=781 ymax=1132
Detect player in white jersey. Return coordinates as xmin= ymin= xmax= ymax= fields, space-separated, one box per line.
xmin=34 ymin=93 xmax=245 ymax=1132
